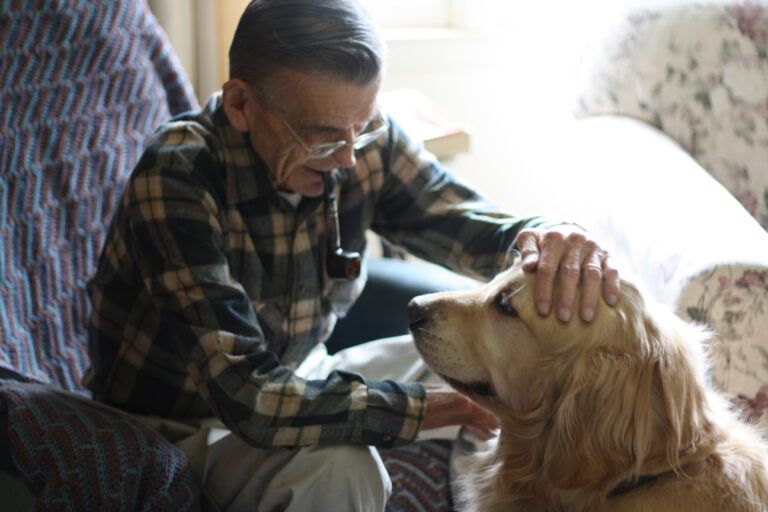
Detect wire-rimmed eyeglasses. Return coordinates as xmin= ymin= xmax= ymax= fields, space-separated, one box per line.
xmin=275 ymin=111 xmax=389 ymax=159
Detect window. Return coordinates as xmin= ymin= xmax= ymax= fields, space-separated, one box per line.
xmin=358 ymin=0 xmax=521 ymax=31
xmin=359 ymin=0 xmax=454 ymax=28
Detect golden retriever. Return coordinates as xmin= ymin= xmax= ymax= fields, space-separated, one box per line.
xmin=408 ymin=264 xmax=768 ymax=511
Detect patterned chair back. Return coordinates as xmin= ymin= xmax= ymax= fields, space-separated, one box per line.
xmin=0 ymin=0 xmax=198 ymax=391
xmin=576 ymin=1 xmax=768 ymax=230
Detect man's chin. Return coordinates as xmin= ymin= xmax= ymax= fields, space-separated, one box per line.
xmin=299 ymin=186 xmax=324 ymax=198
xmin=274 ymin=163 xmax=336 ymax=197
xmin=288 ymin=167 xmax=328 ymax=197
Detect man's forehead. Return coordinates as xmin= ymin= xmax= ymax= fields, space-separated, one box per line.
xmin=271 ymin=69 xmax=381 ymax=127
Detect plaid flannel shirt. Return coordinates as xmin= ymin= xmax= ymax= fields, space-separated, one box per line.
xmin=85 ymin=92 xmax=548 ymax=449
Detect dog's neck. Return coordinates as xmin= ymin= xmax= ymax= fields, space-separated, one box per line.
xmin=486 ymin=426 xmax=717 ymax=510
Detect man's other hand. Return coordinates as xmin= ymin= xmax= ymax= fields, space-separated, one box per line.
xmin=421 ymin=383 xmax=498 ymax=441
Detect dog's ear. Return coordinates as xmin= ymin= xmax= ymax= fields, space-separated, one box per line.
xmin=643 ymin=313 xmax=713 ymax=470
xmin=541 ymin=297 xmax=712 ymax=491
xmin=542 ymin=348 xmax=658 ymax=490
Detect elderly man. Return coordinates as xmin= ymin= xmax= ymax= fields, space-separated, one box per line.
xmin=86 ymin=0 xmax=620 ymax=510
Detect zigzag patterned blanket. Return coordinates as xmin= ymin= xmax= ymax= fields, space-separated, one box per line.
xmin=0 ymin=0 xmax=196 ymax=391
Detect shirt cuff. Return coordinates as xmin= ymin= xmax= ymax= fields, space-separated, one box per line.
xmin=362 ymin=381 xmax=426 ymax=448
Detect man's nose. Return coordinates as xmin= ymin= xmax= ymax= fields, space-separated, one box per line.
xmin=332 ymin=127 xmax=357 ymax=168
xmin=333 ymin=143 xmax=356 ymax=168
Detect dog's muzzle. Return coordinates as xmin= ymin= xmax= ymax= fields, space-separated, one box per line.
xmin=408 ymin=297 xmax=496 ymax=398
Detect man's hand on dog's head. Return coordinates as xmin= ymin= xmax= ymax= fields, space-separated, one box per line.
xmin=420 ymin=383 xmax=499 ymax=441
xmin=515 ymin=226 xmax=620 ymax=323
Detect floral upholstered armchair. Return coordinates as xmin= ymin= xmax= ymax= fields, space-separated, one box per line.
xmin=572 ymin=0 xmax=768 ymax=428
xmin=577 ymin=0 xmax=768 ymax=229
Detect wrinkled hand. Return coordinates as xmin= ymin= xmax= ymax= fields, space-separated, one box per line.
xmin=515 ymin=226 xmax=620 ymax=323
xmin=420 ymin=383 xmax=499 ymax=441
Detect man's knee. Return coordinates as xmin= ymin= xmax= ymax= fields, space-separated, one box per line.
xmin=322 ymin=444 xmax=391 ymax=491
xmin=273 ymin=444 xmax=391 ymax=512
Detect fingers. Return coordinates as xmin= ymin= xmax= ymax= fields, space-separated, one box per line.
xmin=516 ymin=227 xmax=620 ymax=323
xmin=577 ymin=250 xmax=603 ymax=322
xmin=530 ymin=230 xmax=565 ymax=316
xmin=551 ymin=232 xmax=587 ymax=322
xmin=515 ymin=230 xmax=540 ymax=272
xmin=464 ymin=399 xmax=499 ymax=441
xmin=465 ymin=424 xmax=498 ymax=442
xmin=534 ymin=230 xmax=590 ymax=322
xmin=602 ymin=254 xmax=621 ymax=307
xmin=421 ymin=387 xmax=499 ymax=434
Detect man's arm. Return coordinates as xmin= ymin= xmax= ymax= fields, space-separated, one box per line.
xmin=122 ymin=142 xmax=426 ymax=449
xmin=367 ymin=118 xmax=546 ymax=282
xmin=370 ymin=116 xmax=619 ymax=323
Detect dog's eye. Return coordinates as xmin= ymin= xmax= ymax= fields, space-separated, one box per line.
xmin=495 ymin=291 xmax=519 ymax=318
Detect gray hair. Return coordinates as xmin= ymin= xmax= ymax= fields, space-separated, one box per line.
xmin=229 ymin=0 xmax=384 ymax=93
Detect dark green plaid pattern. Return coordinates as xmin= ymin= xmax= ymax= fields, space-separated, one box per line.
xmin=85 ymin=93 xmax=546 ymax=449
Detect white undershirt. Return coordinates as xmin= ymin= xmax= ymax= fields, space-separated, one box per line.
xmin=277 ymin=190 xmax=302 ymax=208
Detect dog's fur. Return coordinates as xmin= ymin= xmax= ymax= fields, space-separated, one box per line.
xmin=409 ymin=264 xmax=768 ymax=511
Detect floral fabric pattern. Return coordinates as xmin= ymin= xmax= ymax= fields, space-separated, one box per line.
xmin=576 ymin=1 xmax=768 ymax=432
xmin=679 ymin=266 xmax=768 ymax=384
xmin=677 ymin=260 xmax=768 ymax=432
xmin=576 ymin=1 xmax=768 ymax=230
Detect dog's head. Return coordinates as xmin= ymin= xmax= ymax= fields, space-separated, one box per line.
xmin=409 ymin=264 xmax=715 ymax=491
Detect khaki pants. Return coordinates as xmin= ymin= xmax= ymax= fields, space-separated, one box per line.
xmin=139 ymin=335 xmax=443 ymax=512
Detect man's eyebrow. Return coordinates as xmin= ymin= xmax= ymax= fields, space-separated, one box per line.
xmin=302 ymin=113 xmax=376 ymax=133
xmin=302 ymin=123 xmax=345 ymax=133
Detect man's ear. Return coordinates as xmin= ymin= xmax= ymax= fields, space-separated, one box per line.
xmin=222 ymin=79 xmax=256 ymax=132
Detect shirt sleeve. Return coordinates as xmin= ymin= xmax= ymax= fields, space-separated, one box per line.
xmin=372 ymin=116 xmax=554 ymax=281
xmin=125 ymin=138 xmax=425 ymax=449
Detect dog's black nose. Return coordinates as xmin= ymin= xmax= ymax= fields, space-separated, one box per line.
xmin=407 ymin=297 xmax=428 ymax=327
